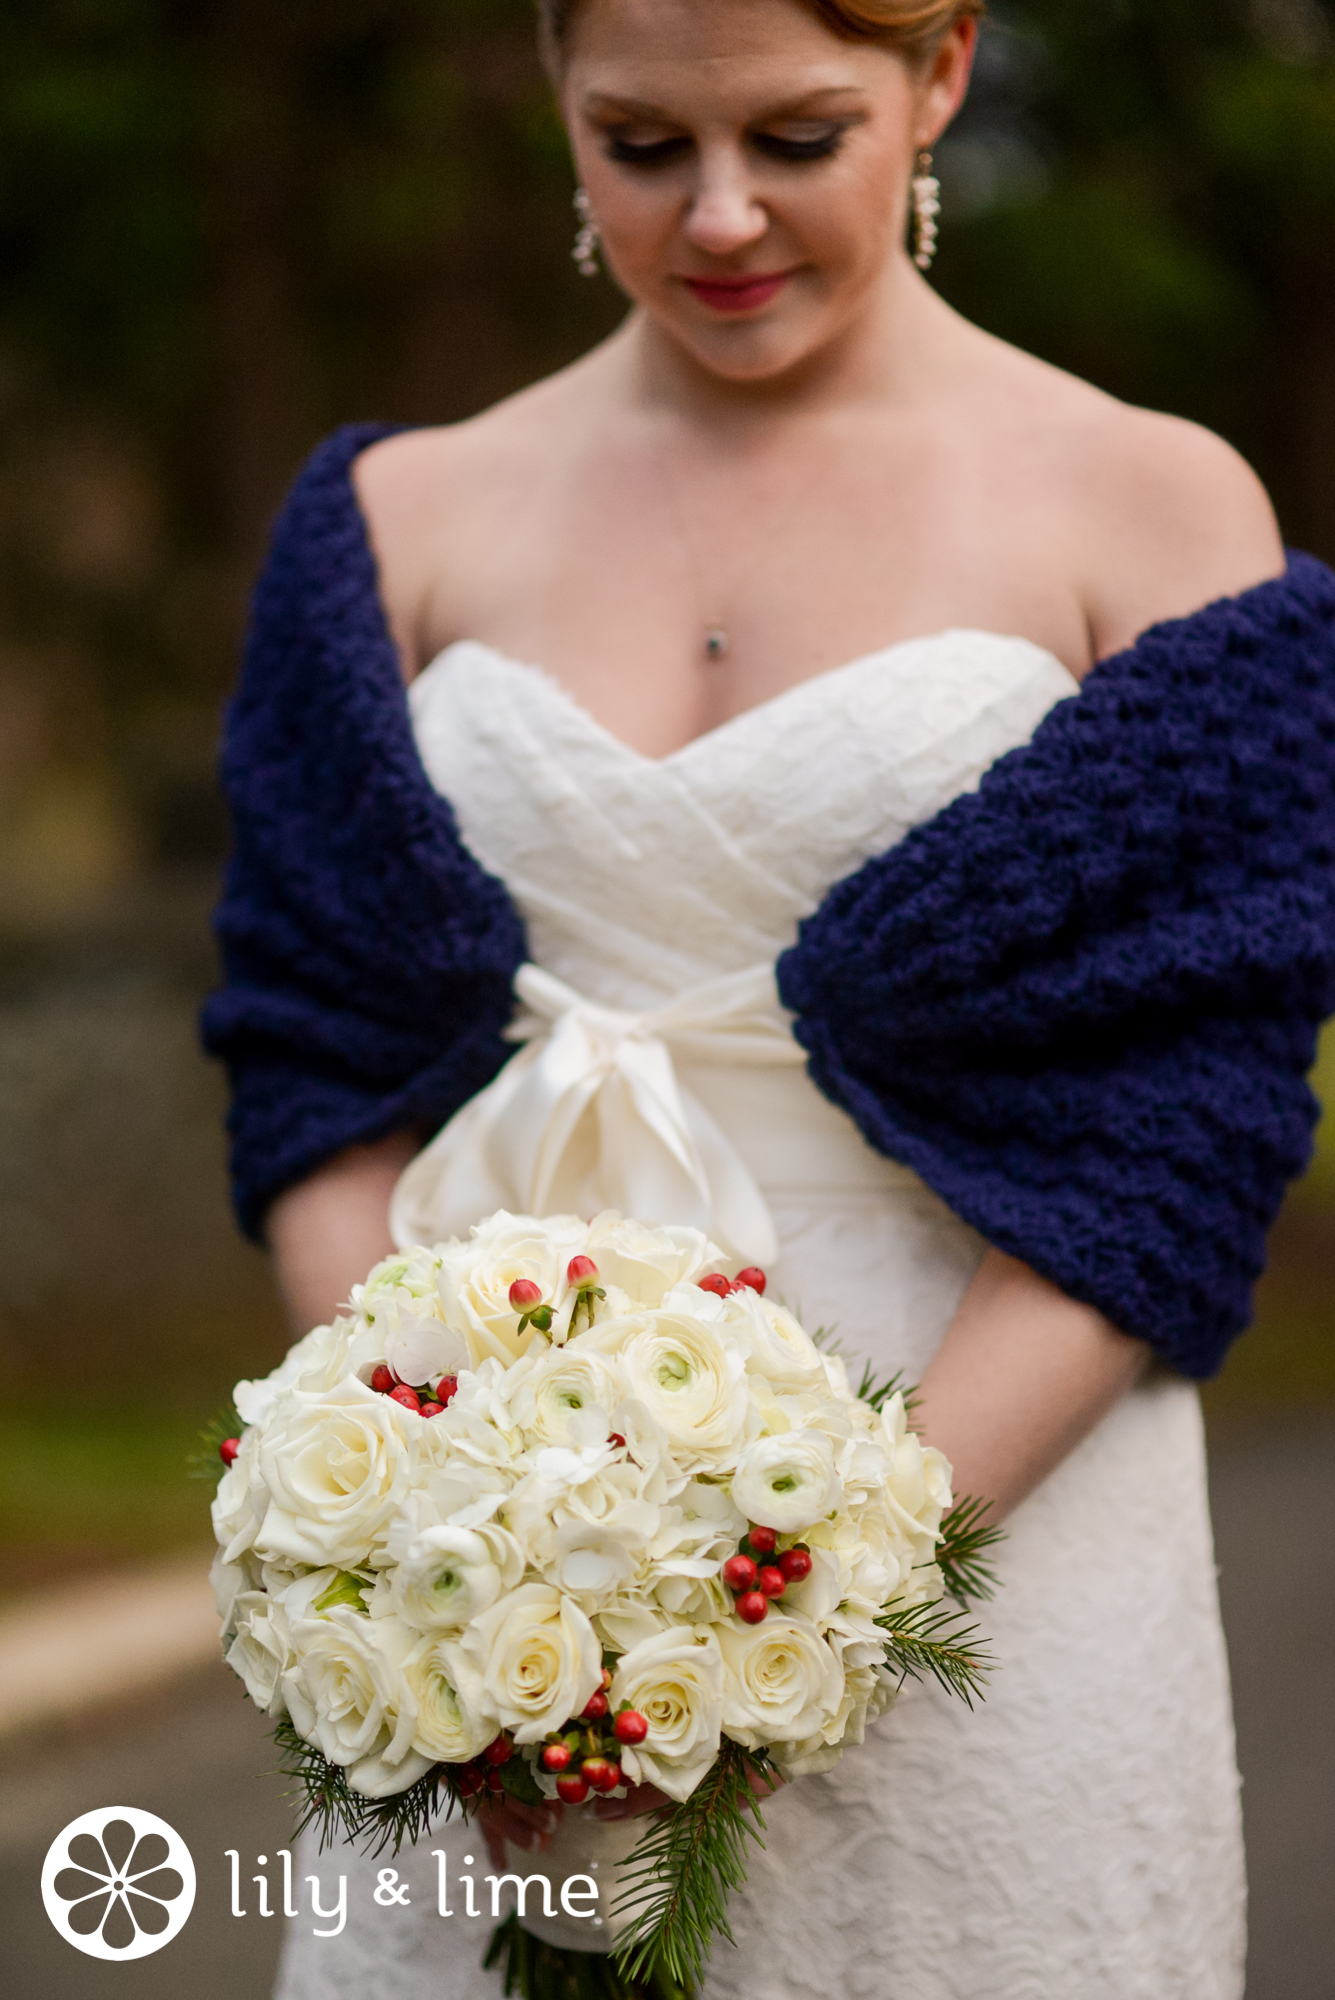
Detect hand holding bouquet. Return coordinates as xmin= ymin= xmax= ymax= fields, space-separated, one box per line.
xmin=208 ymin=1212 xmax=998 ymax=1994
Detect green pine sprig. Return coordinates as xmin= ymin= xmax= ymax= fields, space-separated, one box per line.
xmin=935 ymin=1494 xmax=1004 ymax=1607
xmin=485 ymin=1914 xmax=693 ymax=2000
xmin=851 ymin=1362 xmax=922 ymax=1416
xmin=876 ymin=1597 xmax=994 ymax=1709
xmin=272 ymin=1714 xmax=465 ymax=1857
xmin=189 ymin=1401 xmax=243 ymax=1481
xmin=610 ymin=1739 xmax=771 ymax=1993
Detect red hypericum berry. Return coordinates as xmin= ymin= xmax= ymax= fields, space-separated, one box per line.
xmin=581 ymin=1689 xmax=609 ymax=1721
xmin=722 ymin=1553 xmax=758 ymax=1593
xmin=486 ymin=1767 xmax=506 ymax=1792
xmin=483 ymin=1733 xmax=514 ymax=1766
xmin=419 ymin=1401 xmax=444 ymax=1418
xmin=582 ymin=1756 xmax=622 ymax=1794
xmin=613 ymin=1709 xmax=649 ymax=1746
xmin=219 ymin=1437 xmax=240 ymax=1467
xmin=758 ymin=1565 xmax=787 ymax=1598
xmin=542 ymin=1742 xmax=573 ymax=1773
xmin=556 ymin=1773 xmax=591 ymax=1805
xmin=608 ymin=1432 xmax=626 ymax=1450
xmin=736 ymin=1591 xmax=770 ymax=1625
xmin=747 ymin=1525 xmax=778 ymax=1557
xmin=389 ymin=1384 xmax=421 ymax=1414
xmin=698 ymin=1273 xmax=732 ymax=1298
xmin=601 ymin=1667 xmax=613 ymax=1689
xmin=370 ymin=1365 xmax=396 ymax=1395
xmin=778 ymin=1546 xmax=813 ymax=1583
xmin=456 ymin=1763 xmax=486 ymax=1799
xmin=567 ymin=1256 xmax=600 ymax=1286
xmin=733 ymin=1267 xmax=768 ymax=1295
xmin=436 ymin=1376 xmax=458 ymax=1406
xmin=509 ymin=1279 xmax=544 ymax=1311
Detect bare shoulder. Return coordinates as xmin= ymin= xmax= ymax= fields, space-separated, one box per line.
xmin=1007 ymin=350 xmax=1282 ymax=658
xmin=351 ymin=358 xmax=601 ymax=676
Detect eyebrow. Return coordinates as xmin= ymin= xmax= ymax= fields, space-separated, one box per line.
xmin=582 ymin=86 xmax=870 ymax=122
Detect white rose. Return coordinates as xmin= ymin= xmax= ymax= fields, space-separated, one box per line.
xmin=729 ymin=1430 xmax=843 ymax=1535
xmin=209 ymin=1548 xmax=260 ymax=1643
xmin=718 ymin=1612 xmax=846 ymax=1748
xmin=584 ymin=1214 xmax=722 ymax=1308
xmin=587 ymin=1309 xmax=750 ymax=1469
xmin=211 ymin=1427 xmax=269 ymax=1565
xmin=385 ymin=1521 xmax=523 ymax=1631
xmin=609 ymin=1627 xmax=725 ymax=1802
xmin=225 ymin=1590 xmax=296 ymax=1716
xmin=448 ymin=1582 xmax=601 ymax=1744
xmin=436 ymin=1213 xmax=588 ymax=1367
xmin=879 ymin=1393 xmax=953 ymax=1561
xmin=549 ymin=1520 xmax=644 ymax=1602
xmin=770 ymin=1663 xmax=897 ymax=1779
xmin=254 ymin=1378 xmax=418 ymax=1569
xmin=283 ymin=1606 xmax=432 ymax=1797
xmin=402 ymin=1636 xmax=497 ymax=1764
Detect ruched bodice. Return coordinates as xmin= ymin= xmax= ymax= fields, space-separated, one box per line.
xmin=276 ymin=630 xmax=1244 ymax=2000
xmin=407 ymin=630 xmax=1077 ymax=1006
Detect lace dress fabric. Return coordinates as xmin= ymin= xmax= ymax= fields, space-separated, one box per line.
xmin=274 ymin=631 xmax=1245 ymax=2000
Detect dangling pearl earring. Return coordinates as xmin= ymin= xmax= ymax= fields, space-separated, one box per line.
xmin=572 ymin=187 xmax=601 ymax=278
xmin=911 ymin=149 xmax=941 ymax=271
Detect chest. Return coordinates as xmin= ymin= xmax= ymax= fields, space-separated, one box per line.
xmin=413 ymin=430 xmax=1092 ymax=761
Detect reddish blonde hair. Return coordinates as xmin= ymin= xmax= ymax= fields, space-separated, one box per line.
xmin=539 ymin=0 xmax=985 ymax=66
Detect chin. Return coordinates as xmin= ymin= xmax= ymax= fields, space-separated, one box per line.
xmin=667 ymin=312 xmax=839 ymax=385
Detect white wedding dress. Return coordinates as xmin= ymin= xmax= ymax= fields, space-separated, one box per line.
xmin=274 ymin=631 xmax=1245 ymax=2000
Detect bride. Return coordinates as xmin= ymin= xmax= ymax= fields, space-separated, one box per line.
xmin=203 ymin=2 xmax=1331 ymax=1995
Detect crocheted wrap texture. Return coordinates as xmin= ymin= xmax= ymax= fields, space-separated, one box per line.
xmin=202 ymin=424 xmax=528 ymax=1238
xmin=204 ymin=426 xmax=1335 ymax=1379
xmin=778 ymin=550 xmax=1335 ymax=1378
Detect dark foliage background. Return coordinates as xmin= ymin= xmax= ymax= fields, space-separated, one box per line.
xmin=0 ymin=0 xmax=1333 ymax=1581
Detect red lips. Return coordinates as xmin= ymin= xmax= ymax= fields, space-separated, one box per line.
xmin=682 ymin=271 xmax=794 ymax=314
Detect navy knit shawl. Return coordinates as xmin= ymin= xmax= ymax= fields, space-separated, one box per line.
xmin=203 ymin=424 xmax=1335 ymax=1380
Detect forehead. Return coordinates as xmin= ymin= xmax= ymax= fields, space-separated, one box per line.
xmin=564 ymin=0 xmax=904 ymax=110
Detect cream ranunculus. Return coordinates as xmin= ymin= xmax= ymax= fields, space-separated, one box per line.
xmin=584 ymin=1214 xmax=722 ymax=1308
xmin=729 ymin=1429 xmax=843 ymax=1535
xmin=436 ymin=1213 xmax=588 ymax=1367
xmin=718 ymin=1612 xmax=846 ymax=1748
xmin=385 ymin=1521 xmax=523 ymax=1632
xmin=402 ymin=1635 xmax=497 ymax=1764
xmin=609 ymin=1626 xmax=725 ymax=1802
xmin=501 ymin=1342 xmax=634 ymax=1447
xmin=283 ymin=1606 xmax=433 ymax=1797
xmin=255 ymin=1378 xmax=418 ymax=1569
xmin=588 ymin=1309 xmax=750 ymax=1469
xmin=718 ymin=1289 xmax=827 ymax=1391
xmin=448 ymin=1582 xmax=602 ymax=1744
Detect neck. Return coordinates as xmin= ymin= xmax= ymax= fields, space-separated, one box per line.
xmin=620 ymin=253 xmax=952 ymax=436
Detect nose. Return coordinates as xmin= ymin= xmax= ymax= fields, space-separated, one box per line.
xmin=683 ymin=145 xmax=769 ymax=259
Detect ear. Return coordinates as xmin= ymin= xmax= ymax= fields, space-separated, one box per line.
xmin=918 ymin=19 xmax=979 ymax=149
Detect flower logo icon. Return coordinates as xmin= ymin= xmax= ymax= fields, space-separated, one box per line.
xmin=41 ymin=1807 xmax=196 ymax=1960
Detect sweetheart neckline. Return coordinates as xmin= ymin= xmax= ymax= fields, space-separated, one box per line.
xmin=409 ymin=628 xmax=1082 ymax=768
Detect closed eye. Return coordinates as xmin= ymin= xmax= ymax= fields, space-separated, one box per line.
xmin=605 ymin=133 xmax=692 ymax=168
xmin=751 ymin=123 xmax=850 ymax=163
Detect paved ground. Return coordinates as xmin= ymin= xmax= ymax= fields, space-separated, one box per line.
xmin=2 ymin=1416 xmax=1331 ymax=1999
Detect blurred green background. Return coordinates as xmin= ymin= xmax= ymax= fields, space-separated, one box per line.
xmin=1 ymin=0 xmax=1334 ymax=1593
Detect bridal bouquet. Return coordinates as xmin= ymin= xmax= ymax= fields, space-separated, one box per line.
xmin=208 ymin=1212 xmax=996 ymax=1996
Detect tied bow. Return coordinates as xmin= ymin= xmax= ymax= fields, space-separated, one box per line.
xmin=388 ymin=961 xmax=804 ymax=1262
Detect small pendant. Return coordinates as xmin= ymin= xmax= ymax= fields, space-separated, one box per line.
xmin=704 ymin=628 xmax=729 ymax=662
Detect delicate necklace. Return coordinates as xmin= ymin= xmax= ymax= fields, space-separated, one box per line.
xmin=650 ymin=434 xmax=739 ymax=666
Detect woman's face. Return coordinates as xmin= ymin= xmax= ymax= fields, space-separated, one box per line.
xmin=561 ymin=0 xmax=976 ymax=384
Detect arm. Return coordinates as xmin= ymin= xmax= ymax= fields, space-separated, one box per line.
xmin=914 ymin=1248 xmax=1150 ymax=1524
xmin=265 ymin=1130 xmax=423 ymax=1335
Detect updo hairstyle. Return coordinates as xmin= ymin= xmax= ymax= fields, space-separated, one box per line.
xmin=538 ymin=0 xmax=986 ymax=68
